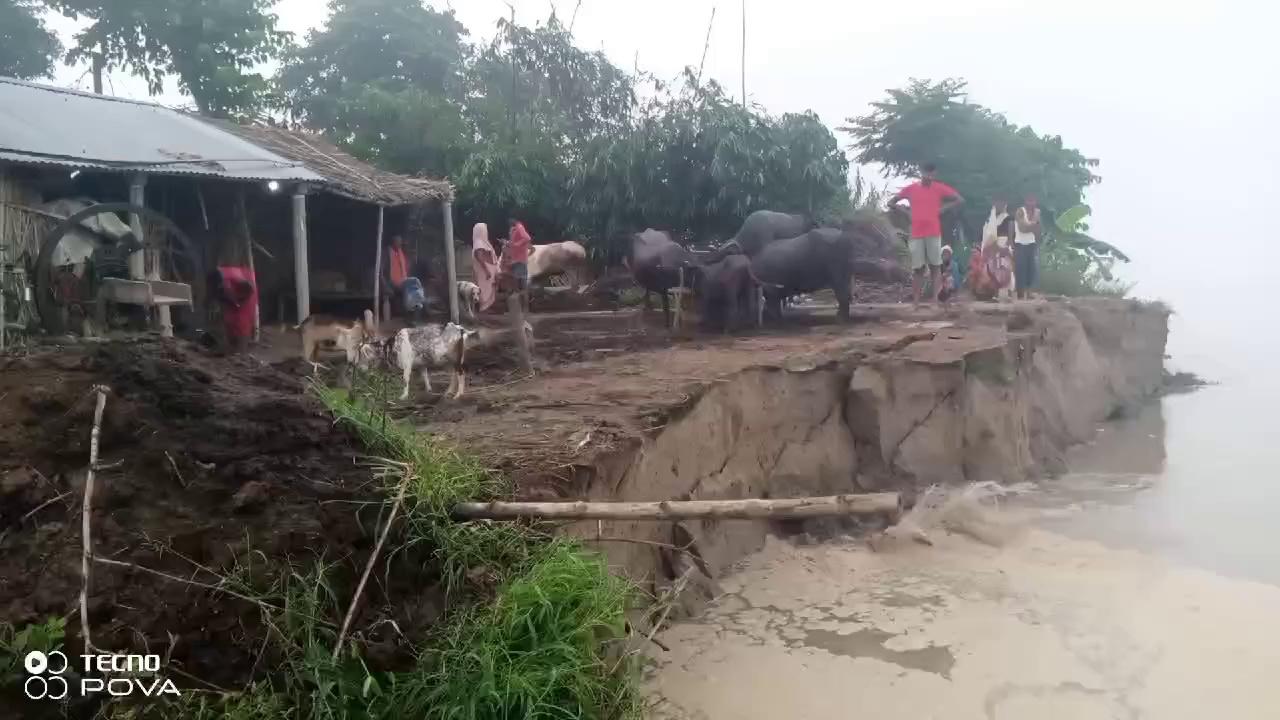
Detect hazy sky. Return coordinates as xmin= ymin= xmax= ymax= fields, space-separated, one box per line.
xmin=42 ymin=0 xmax=1280 ymax=364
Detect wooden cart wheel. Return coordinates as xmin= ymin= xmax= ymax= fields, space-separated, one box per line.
xmin=33 ymin=202 xmax=204 ymax=336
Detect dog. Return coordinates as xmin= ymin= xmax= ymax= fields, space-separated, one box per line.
xmin=296 ymin=309 xmax=374 ymax=365
xmin=457 ymin=280 xmax=482 ymax=322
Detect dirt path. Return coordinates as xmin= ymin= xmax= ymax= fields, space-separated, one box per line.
xmin=646 ymin=529 xmax=1280 ymax=719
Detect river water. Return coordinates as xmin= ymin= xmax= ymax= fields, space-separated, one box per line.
xmin=646 ymin=307 xmax=1280 ymax=718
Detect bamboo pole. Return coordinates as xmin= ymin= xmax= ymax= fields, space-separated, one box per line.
xmin=696 ymin=7 xmax=716 ymax=87
xmin=332 ymin=463 xmax=410 ymax=661
xmin=80 ymin=385 xmax=110 ymax=652
xmin=740 ymin=0 xmax=747 ymax=105
xmin=453 ymin=493 xmax=901 ymax=521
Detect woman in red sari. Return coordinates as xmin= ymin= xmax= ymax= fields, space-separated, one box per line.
xmin=210 ymin=266 xmax=257 ymax=353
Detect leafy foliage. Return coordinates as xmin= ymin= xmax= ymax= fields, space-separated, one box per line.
xmin=48 ymin=0 xmax=291 ymax=117
xmin=1 ymin=616 xmax=66 ymax=688
xmin=1039 ymin=242 xmax=1132 ymax=297
xmin=275 ymin=8 xmax=851 ymax=257
xmin=277 ymin=0 xmax=472 ymax=177
xmin=567 ymin=72 xmax=849 ymax=257
xmin=467 ymin=15 xmax=635 ymax=149
xmin=0 ymin=0 xmax=62 ymax=79
xmin=843 ymin=80 xmax=1101 ymax=237
xmin=843 ymin=78 xmax=1127 ymax=291
xmin=1049 ymin=203 xmax=1130 ymax=280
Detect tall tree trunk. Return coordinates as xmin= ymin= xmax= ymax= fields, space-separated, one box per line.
xmin=91 ymin=52 xmax=104 ymax=94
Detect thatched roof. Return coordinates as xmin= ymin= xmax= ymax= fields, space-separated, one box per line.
xmin=208 ymin=120 xmax=455 ymax=206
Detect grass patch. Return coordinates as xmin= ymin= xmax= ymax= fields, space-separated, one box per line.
xmin=401 ymin=541 xmax=638 ymax=719
xmin=138 ymin=374 xmax=640 ymax=719
xmin=317 ymin=377 xmax=641 ymax=718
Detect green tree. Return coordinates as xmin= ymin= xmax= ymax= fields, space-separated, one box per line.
xmin=277 ymin=0 xmax=471 ymax=176
xmin=48 ymin=0 xmax=291 ymax=117
xmin=0 ymin=0 xmax=62 ymax=79
xmin=769 ymin=110 xmax=850 ymax=218
xmin=457 ymin=12 xmax=636 ymax=240
xmin=466 ymin=14 xmax=634 ymax=149
xmin=273 ymin=6 xmax=850 ymax=260
xmin=568 ymin=71 xmax=849 ymax=253
xmin=842 ymin=78 xmax=1102 ymax=244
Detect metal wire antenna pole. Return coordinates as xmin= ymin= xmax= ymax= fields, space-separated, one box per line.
xmin=697 ymin=7 xmax=717 ymax=87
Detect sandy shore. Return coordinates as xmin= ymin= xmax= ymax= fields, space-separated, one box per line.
xmin=646 ymin=526 xmax=1280 ymax=719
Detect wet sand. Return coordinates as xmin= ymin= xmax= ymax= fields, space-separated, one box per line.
xmin=646 ymin=528 xmax=1280 ymax=719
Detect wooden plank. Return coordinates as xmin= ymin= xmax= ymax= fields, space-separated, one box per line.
xmin=453 ymin=493 xmax=901 ymax=521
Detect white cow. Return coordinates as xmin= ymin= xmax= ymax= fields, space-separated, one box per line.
xmin=519 ymin=241 xmax=588 ymax=286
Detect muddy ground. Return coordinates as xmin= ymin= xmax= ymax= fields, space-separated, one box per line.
xmin=0 ymin=340 xmax=447 ymax=713
xmin=0 ymin=276 xmax=947 ymax=713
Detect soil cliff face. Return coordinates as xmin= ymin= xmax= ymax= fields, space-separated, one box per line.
xmin=576 ymin=298 xmax=1170 ymax=591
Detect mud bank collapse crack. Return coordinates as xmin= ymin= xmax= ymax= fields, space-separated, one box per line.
xmin=425 ymin=298 xmax=1169 ymax=596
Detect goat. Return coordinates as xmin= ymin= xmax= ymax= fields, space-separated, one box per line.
xmin=355 ymin=321 xmax=534 ymax=401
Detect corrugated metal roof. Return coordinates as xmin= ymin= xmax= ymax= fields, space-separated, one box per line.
xmin=0 ymin=77 xmax=325 ymax=184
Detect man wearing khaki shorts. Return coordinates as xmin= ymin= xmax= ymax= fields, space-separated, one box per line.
xmin=888 ymin=163 xmax=964 ymax=306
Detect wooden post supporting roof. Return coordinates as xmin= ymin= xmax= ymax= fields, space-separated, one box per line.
xmin=373 ymin=205 xmax=384 ymax=328
xmin=0 ymin=167 xmax=6 ymax=352
xmin=292 ymin=186 xmax=310 ymax=322
xmin=127 ymin=174 xmax=146 ymax=281
xmin=236 ymin=190 xmax=260 ymax=341
xmin=129 ymin=173 xmax=172 ymax=337
xmin=442 ymin=200 xmax=459 ymax=324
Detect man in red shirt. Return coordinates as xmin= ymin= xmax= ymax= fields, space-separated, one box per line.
xmin=888 ymin=163 xmax=964 ymax=306
xmin=505 ymin=218 xmax=532 ymax=290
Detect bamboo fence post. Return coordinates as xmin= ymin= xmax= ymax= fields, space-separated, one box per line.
xmin=79 ymin=385 xmax=110 ymax=652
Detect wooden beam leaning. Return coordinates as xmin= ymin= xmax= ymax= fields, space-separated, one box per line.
xmin=453 ymin=493 xmax=901 ymax=521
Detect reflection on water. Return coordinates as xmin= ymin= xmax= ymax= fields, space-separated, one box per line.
xmin=1030 ymin=379 xmax=1280 ymax=587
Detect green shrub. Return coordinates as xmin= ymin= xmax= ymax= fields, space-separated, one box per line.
xmin=1038 ymin=243 xmax=1132 ymax=298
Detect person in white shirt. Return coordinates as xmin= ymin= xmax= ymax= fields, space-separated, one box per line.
xmin=981 ymin=198 xmax=1016 ymax=301
xmin=1014 ymin=194 xmax=1042 ymax=299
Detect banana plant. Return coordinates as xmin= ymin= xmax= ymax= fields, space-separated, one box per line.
xmin=1050 ymin=204 xmax=1129 ymax=279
